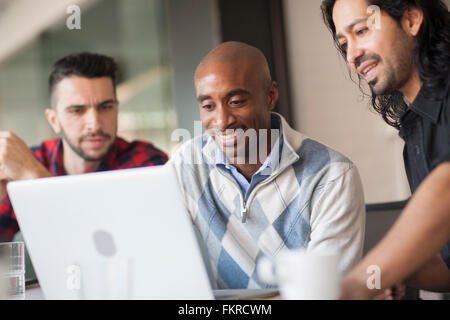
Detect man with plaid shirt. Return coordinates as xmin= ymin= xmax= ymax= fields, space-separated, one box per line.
xmin=0 ymin=52 xmax=167 ymax=241
xmin=170 ymin=42 xmax=365 ymax=289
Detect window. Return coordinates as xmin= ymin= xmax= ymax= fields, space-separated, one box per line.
xmin=0 ymin=0 xmax=175 ymax=153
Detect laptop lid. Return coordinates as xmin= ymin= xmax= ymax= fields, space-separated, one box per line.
xmin=7 ymin=165 xmax=214 ymax=300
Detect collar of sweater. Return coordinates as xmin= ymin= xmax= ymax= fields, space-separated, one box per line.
xmin=201 ymin=112 xmax=305 ymax=177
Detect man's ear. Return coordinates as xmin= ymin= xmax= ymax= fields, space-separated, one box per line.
xmin=402 ymin=7 xmax=424 ymax=37
xmin=45 ymin=108 xmax=61 ymax=135
xmin=267 ymin=81 xmax=279 ymax=111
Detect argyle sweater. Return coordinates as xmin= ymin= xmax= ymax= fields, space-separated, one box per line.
xmin=170 ymin=114 xmax=365 ymax=289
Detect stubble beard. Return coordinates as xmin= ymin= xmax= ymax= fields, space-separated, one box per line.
xmin=369 ymin=29 xmax=414 ymax=96
xmin=60 ymin=127 xmax=114 ymax=162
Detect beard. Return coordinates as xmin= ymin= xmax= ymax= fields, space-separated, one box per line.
xmin=365 ymin=30 xmax=414 ymax=96
xmin=369 ymin=57 xmax=412 ymax=96
xmin=369 ymin=65 xmax=398 ymax=95
xmin=60 ymin=127 xmax=114 ymax=162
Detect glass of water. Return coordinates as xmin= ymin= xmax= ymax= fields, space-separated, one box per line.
xmin=0 ymin=242 xmax=25 ymax=300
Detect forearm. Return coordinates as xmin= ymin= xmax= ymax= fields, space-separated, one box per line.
xmin=21 ymin=160 xmax=52 ymax=180
xmin=341 ymin=163 xmax=450 ymax=299
xmin=406 ymin=254 xmax=450 ymax=292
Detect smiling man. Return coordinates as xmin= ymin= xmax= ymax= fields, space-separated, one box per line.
xmin=0 ymin=52 xmax=168 ymax=241
xmin=321 ymin=0 xmax=450 ymax=298
xmin=170 ymin=42 xmax=366 ymax=289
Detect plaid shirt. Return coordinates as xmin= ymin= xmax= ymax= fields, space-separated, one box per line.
xmin=0 ymin=137 xmax=168 ymax=241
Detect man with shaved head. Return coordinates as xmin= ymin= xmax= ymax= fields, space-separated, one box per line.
xmin=170 ymin=42 xmax=366 ymax=289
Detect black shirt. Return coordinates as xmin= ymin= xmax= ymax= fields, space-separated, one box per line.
xmin=399 ymin=74 xmax=450 ymax=269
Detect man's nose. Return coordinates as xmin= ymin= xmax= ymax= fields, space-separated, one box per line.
xmin=215 ymin=104 xmax=235 ymax=130
xmin=84 ymin=107 xmax=101 ymax=131
xmin=346 ymin=41 xmax=364 ymax=70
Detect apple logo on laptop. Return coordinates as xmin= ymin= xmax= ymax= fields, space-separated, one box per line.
xmin=92 ymin=230 xmax=117 ymax=257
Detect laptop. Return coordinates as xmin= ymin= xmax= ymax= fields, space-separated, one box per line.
xmin=7 ymin=165 xmax=277 ymax=300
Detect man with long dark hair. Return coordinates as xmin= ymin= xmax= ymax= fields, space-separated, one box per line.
xmin=321 ymin=0 xmax=450 ymax=298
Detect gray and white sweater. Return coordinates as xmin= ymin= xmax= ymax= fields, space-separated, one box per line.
xmin=170 ymin=113 xmax=365 ymax=289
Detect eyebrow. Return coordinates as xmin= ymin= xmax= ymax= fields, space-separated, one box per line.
xmin=336 ymin=18 xmax=367 ymax=40
xmin=225 ymin=89 xmax=250 ymax=98
xmin=64 ymin=99 xmax=117 ymax=109
xmin=197 ymin=94 xmax=212 ymax=103
xmin=197 ymin=89 xmax=250 ymax=102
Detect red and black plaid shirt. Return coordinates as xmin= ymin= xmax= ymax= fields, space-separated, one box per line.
xmin=0 ymin=137 xmax=168 ymax=241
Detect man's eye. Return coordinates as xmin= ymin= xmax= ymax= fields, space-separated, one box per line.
xmin=201 ymin=104 xmax=213 ymax=111
xmin=69 ymin=107 xmax=83 ymax=114
xmin=99 ymin=104 xmax=113 ymax=110
xmin=230 ymin=100 xmax=245 ymax=106
xmin=356 ymin=27 xmax=368 ymax=35
xmin=339 ymin=42 xmax=348 ymax=53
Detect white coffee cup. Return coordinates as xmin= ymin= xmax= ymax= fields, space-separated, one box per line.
xmin=258 ymin=249 xmax=341 ymax=300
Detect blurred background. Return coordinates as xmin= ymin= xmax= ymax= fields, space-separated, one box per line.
xmin=0 ymin=0 xmax=449 ymax=204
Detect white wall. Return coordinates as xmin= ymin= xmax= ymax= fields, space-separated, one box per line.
xmin=283 ymin=0 xmax=411 ymax=203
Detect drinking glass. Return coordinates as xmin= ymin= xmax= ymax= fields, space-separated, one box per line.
xmin=0 ymin=242 xmax=25 ymax=300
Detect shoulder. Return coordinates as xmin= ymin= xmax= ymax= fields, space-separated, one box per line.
xmin=30 ymin=139 xmax=59 ymax=153
xmin=30 ymin=139 xmax=60 ymax=162
xmin=293 ymin=138 xmax=355 ymax=183
xmin=170 ymin=135 xmax=208 ymax=163
xmin=115 ymin=137 xmax=169 ymax=165
xmin=169 ymin=135 xmax=213 ymax=186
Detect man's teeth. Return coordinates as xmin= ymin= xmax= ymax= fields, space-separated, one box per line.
xmin=220 ymin=129 xmax=245 ymax=139
xmin=363 ymin=63 xmax=376 ymax=75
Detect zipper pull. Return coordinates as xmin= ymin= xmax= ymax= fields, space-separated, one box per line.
xmin=241 ymin=203 xmax=248 ymax=223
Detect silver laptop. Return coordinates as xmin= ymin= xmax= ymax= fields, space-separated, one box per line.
xmin=7 ymin=165 xmax=216 ymax=299
xmin=7 ymin=165 xmax=278 ymax=300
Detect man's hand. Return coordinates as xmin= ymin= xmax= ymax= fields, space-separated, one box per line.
xmin=339 ymin=277 xmax=405 ymax=300
xmin=338 ymin=274 xmax=376 ymax=300
xmin=373 ymin=284 xmax=405 ymax=300
xmin=0 ymin=170 xmax=9 ymax=203
xmin=0 ymin=131 xmax=51 ymax=181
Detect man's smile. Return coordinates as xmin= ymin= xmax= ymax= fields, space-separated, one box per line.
xmin=213 ymin=127 xmax=248 ymax=147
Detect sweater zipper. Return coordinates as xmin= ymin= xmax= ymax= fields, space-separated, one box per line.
xmin=215 ymin=168 xmax=248 ymax=223
xmin=241 ymin=202 xmax=248 ymax=223
xmin=215 ymin=167 xmax=285 ymax=223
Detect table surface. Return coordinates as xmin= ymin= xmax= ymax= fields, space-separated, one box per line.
xmin=23 ymin=285 xmax=279 ymax=300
